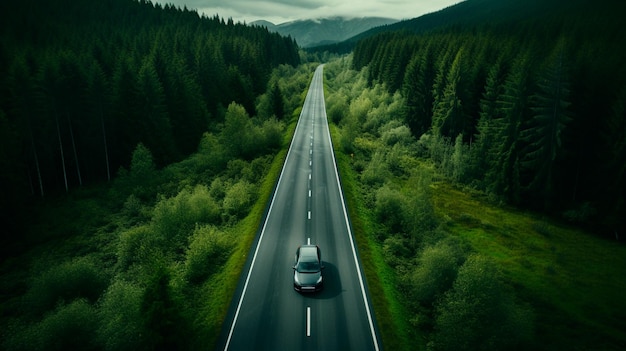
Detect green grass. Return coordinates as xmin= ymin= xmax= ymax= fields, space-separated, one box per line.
xmin=432 ymin=182 xmax=626 ymax=350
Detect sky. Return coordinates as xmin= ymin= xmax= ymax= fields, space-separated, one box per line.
xmin=152 ymin=0 xmax=463 ymax=25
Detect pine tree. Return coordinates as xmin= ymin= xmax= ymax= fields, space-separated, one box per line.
xmin=268 ymin=80 xmax=285 ymax=120
xmin=432 ymin=48 xmax=465 ymax=138
xmin=472 ymin=61 xmax=505 ymax=184
xmin=521 ymin=41 xmax=572 ymax=210
xmin=136 ymin=56 xmax=177 ymax=166
xmin=403 ymin=42 xmax=435 ymax=137
xmin=489 ymin=53 xmax=531 ymax=204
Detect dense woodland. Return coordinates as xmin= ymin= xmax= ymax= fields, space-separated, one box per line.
xmin=0 ymin=1 xmax=313 ymax=349
xmin=350 ymin=0 xmax=626 ymax=235
xmin=0 ymin=0 xmax=299 ymax=239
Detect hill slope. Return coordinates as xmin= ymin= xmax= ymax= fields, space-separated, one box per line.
xmin=253 ymin=16 xmax=397 ymax=48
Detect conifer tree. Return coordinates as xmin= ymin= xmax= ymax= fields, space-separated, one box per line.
xmin=472 ymin=61 xmax=505 ymax=183
xmin=403 ymin=43 xmax=435 ymax=137
xmin=136 ymin=56 xmax=177 ymax=166
xmin=432 ymin=48 xmax=465 ymax=138
xmin=521 ymin=41 xmax=572 ymax=210
xmin=489 ymin=53 xmax=531 ymax=204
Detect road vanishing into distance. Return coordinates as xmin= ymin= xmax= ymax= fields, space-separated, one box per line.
xmin=216 ymin=65 xmax=381 ymax=351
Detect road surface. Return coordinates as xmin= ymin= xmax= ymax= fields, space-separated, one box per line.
xmin=216 ymin=65 xmax=381 ymax=351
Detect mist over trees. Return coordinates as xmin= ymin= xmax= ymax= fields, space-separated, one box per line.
xmin=0 ymin=0 xmax=299 ymax=235
xmin=351 ymin=0 xmax=626 ymax=235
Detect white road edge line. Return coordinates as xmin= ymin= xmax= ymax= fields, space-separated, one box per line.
xmin=222 ymin=70 xmax=317 ymax=351
xmin=307 ymin=306 xmax=311 ymax=337
xmin=320 ymin=66 xmax=381 ymax=351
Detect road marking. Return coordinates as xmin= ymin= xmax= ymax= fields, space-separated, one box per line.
xmin=222 ymin=69 xmax=315 ymax=351
xmin=306 ymin=307 xmax=311 ymax=337
xmin=321 ymin=74 xmax=381 ymax=351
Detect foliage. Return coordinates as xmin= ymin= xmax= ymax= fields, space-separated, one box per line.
xmin=0 ymin=0 xmax=299 ymax=206
xmin=97 ymin=279 xmax=145 ymax=351
xmin=0 ymin=58 xmax=314 ymax=350
xmin=324 ymin=56 xmax=626 ymax=351
xmin=23 ymin=256 xmax=108 ymax=317
xmin=184 ymin=225 xmax=231 ymax=284
xmin=431 ymin=255 xmax=534 ymax=351
xmin=350 ymin=1 xmax=626 ymax=233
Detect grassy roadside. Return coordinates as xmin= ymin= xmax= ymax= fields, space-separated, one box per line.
xmin=204 ymin=106 xmax=303 ymax=347
xmin=329 ymin=124 xmax=414 ymax=351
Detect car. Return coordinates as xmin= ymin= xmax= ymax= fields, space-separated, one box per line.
xmin=293 ymin=245 xmax=324 ymax=292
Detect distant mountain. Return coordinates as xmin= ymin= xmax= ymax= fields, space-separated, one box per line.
xmin=314 ymin=0 xmax=603 ymax=53
xmin=252 ymin=16 xmax=398 ymax=48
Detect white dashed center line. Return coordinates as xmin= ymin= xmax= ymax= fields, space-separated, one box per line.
xmin=306 ymin=307 xmax=311 ymax=337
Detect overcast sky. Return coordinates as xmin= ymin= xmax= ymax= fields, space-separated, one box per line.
xmin=152 ymin=0 xmax=463 ymax=25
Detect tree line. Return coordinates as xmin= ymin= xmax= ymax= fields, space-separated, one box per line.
xmin=351 ymin=2 xmax=626 ymax=235
xmin=0 ymin=0 xmax=299 ymax=235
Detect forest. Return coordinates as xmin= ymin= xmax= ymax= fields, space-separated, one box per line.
xmin=323 ymin=54 xmax=625 ymax=351
xmin=0 ymin=0 xmax=300 ymax=243
xmin=349 ymin=0 xmax=626 ymax=236
xmin=0 ymin=1 xmax=314 ymax=349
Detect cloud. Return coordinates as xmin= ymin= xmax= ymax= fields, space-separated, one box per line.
xmin=154 ymin=0 xmax=462 ymax=24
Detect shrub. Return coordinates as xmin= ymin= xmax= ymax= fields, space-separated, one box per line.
xmin=8 ymin=299 xmax=99 ymax=351
xmin=258 ymin=118 xmax=284 ymax=153
xmin=431 ymin=255 xmax=534 ymax=351
xmin=97 ymin=279 xmax=144 ymax=351
xmin=24 ymin=256 xmax=108 ymax=316
xmin=362 ymin=151 xmax=390 ymax=186
xmin=374 ymin=184 xmax=408 ymax=234
xmin=381 ymin=124 xmax=413 ymax=147
xmin=407 ymin=240 xmax=465 ymax=308
xmin=184 ymin=225 xmax=232 ymax=283
xmin=152 ymin=185 xmax=219 ymax=244
xmin=222 ymin=180 xmax=255 ymax=221
xmin=382 ymin=235 xmax=412 ymax=266
xmin=117 ymin=225 xmax=164 ymax=272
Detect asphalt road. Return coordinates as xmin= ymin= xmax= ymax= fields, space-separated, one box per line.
xmin=216 ymin=65 xmax=381 ymax=351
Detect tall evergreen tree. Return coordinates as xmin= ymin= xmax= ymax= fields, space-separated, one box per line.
xmin=521 ymin=41 xmax=572 ymax=210
xmin=403 ymin=42 xmax=435 ymax=137
xmin=472 ymin=61 xmax=505 ymax=183
xmin=136 ymin=56 xmax=177 ymax=166
xmin=432 ymin=48 xmax=465 ymax=138
xmin=268 ymin=80 xmax=285 ymax=120
xmin=489 ymin=53 xmax=532 ymax=204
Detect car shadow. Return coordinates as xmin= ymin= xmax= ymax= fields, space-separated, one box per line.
xmin=308 ymin=261 xmax=341 ymax=300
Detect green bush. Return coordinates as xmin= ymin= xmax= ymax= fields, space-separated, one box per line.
xmin=152 ymin=185 xmax=220 ymax=244
xmin=222 ymin=180 xmax=255 ymax=222
xmin=374 ymin=184 xmax=408 ymax=234
xmin=97 ymin=279 xmax=145 ymax=351
xmin=431 ymin=255 xmax=534 ymax=351
xmin=406 ymin=240 xmax=465 ymax=309
xmin=184 ymin=225 xmax=232 ymax=284
xmin=24 ymin=257 xmax=108 ymax=316
xmin=258 ymin=118 xmax=285 ymax=153
xmin=362 ymin=151 xmax=390 ymax=186
xmin=117 ymin=225 xmax=164 ymax=272
xmin=6 ymin=299 xmax=99 ymax=351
